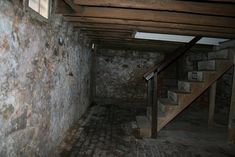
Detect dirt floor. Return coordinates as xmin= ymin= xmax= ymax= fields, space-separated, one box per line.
xmin=54 ymin=102 xmax=235 ymax=157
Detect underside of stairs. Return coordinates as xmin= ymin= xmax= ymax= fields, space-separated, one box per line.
xmin=137 ymin=46 xmax=235 ymax=138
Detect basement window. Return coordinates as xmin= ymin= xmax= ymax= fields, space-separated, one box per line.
xmin=135 ymin=32 xmax=229 ymax=45
xmin=28 ymin=0 xmax=49 ymax=19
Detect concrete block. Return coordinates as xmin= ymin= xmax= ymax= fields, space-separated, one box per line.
xmin=188 ymin=71 xmax=204 ymax=81
xmin=168 ymin=91 xmax=178 ymax=104
xmin=158 ymin=100 xmax=166 ymax=117
xmin=178 ymin=81 xmax=191 ymax=92
xmin=198 ymin=60 xmax=216 ymax=70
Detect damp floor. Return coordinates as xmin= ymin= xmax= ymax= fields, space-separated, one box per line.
xmin=55 ymin=102 xmax=235 ymax=157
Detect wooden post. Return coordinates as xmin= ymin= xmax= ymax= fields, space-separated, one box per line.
xmin=147 ymin=78 xmax=153 ymax=121
xmin=90 ymin=46 xmax=97 ymax=103
xmin=177 ymin=55 xmax=185 ymax=80
xmin=151 ymin=73 xmax=158 ymax=137
xmin=228 ymin=65 xmax=235 ymax=143
xmin=208 ymin=81 xmax=217 ymax=128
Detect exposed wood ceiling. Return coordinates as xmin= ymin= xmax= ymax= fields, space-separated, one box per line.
xmin=56 ymin=0 xmax=235 ymax=51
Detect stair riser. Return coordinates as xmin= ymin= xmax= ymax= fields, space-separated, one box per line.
xmin=188 ymin=71 xmax=204 ymax=81
xmin=208 ymin=49 xmax=229 ymax=60
xmin=178 ymin=81 xmax=191 ymax=92
xmin=198 ymin=60 xmax=216 ymax=71
xmin=168 ymin=91 xmax=178 ymax=104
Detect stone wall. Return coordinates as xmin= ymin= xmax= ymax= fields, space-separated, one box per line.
xmin=183 ymin=43 xmax=235 ymax=124
xmin=0 ymin=1 xmax=92 ymax=156
xmin=95 ymin=49 xmax=164 ymax=105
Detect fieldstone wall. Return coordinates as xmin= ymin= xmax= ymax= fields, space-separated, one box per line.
xmin=0 ymin=1 xmax=92 ymax=157
xmin=95 ymin=49 xmax=164 ymax=105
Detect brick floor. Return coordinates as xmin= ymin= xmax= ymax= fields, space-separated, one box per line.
xmin=54 ymin=103 xmax=235 ymax=157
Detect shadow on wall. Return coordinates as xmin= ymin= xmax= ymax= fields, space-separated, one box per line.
xmin=95 ymin=49 xmax=164 ymax=105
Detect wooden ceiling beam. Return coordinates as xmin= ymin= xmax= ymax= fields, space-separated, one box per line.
xmin=95 ymin=41 xmax=212 ymax=53
xmin=64 ymin=7 xmax=235 ymax=29
xmin=94 ymin=40 xmax=182 ymax=48
xmin=205 ymin=0 xmax=235 ymax=3
xmin=73 ymin=0 xmax=235 ymax=17
xmin=74 ymin=23 xmax=235 ymax=38
xmin=81 ymin=29 xmax=132 ymax=33
xmin=90 ymin=37 xmax=184 ymax=45
xmin=89 ymin=37 xmax=213 ymax=49
xmin=85 ymin=34 xmax=133 ymax=39
xmin=67 ymin=17 xmax=235 ymax=35
xmin=84 ymin=32 xmax=133 ymax=39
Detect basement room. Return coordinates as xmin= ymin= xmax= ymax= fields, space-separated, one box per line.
xmin=0 ymin=0 xmax=235 ymax=156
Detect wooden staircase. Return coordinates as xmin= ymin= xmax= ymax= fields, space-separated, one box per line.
xmin=136 ymin=39 xmax=235 ymax=139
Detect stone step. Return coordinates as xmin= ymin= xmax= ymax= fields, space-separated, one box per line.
xmin=178 ymin=81 xmax=191 ymax=92
xmin=168 ymin=90 xmax=191 ymax=104
xmin=188 ymin=71 xmax=204 ymax=81
xmin=136 ymin=116 xmax=151 ymax=138
xmin=198 ymin=60 xmax=216 ymax=71
xmin=208 ymin=49 xmax=229 ymax=60
xmin=168 ymin=90 xmax=178 ymax=104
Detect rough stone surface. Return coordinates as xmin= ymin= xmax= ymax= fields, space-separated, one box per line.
xmin=0 ymin=1 xmax=92 ymax=156
xmin=95 ymin=49 xmax=164 ymax=104
xmin=184 ymin=46 xmax=235 ymax=125
xmin=208 ymin=49 xmax=229 ymax=60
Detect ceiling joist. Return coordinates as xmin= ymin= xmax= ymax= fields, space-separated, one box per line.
xmin=67 ymin=17 xmax=235 ymax=34
xmin=73 ymin=0 xmax=235 ymax=17
xmin=74 ymin=23 xmax=235 ymax=38
xmin=56 ymin=0 xmax=235 ymax=50
xmin=65 ymin=7 xmax=235 ymax=29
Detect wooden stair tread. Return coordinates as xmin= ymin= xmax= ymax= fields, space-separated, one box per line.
xmin=157 ymin=61 xmax=234 ymax=132
xmin=179 ymin=80 xmax=204 ymax=83
xmin=170 ymin=89 xmax=191 ymax=94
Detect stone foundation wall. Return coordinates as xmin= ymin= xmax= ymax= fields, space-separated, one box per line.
xmin=184 ymin=44 xmax=234 ymax=124
xmin=95 ymin=49 xmax=164 ymax=105
xmin=0 ymin=1 xmax=92 ymax=156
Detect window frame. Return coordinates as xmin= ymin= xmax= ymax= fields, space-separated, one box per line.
xmin=25 ymin=0 xmax=51 ymax=22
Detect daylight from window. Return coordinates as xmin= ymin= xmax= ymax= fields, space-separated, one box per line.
xmin=29 ymin=0 xmax=49 ymax=19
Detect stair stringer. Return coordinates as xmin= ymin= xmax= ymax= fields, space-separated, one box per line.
xmin=158 ymin=61 xmax=234 ymax=132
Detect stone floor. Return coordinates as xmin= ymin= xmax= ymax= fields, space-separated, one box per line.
xmin=54 ymin=102 xmax=235 ymax=157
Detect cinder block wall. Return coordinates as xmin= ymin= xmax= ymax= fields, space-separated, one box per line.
xmin=0 ymin=1 xmax=93 ymax=156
